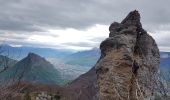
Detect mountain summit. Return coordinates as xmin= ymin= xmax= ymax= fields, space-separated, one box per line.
xmin=121 ymin=10 xmax=141 ymax=25
xmin=96 ymin=10 xmax=160 ymax=100
xmin=1 ymin=53 xmax=64 ymax=85
xmin=26 ymin=52 xmax=47 ymax=64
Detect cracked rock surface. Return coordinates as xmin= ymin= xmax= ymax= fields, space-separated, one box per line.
xmin=96 ymin=10 xmax=160 ymax=100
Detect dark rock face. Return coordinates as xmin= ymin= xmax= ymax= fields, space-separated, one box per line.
xmin=96 ymin=10 xmax=160 ymax=100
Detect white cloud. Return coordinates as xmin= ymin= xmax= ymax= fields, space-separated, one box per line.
xmin=28 ymin=24 xmax=108 ymax=50
xmin=0 ymin=24 xmax=108 ymax=51
xmin=150 ymin=31 xmax=170 ymax=51
xmin=1 ymin=24 xmax=170 ymax=51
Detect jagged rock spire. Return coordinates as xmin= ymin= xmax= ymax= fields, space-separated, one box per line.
xmin=109 ymin=10 xmax=145 ymax=38
xmin=96 ymin=11 xmax=160 ymax=100
xmin=121 ymin=10 xmax=141 ymax=25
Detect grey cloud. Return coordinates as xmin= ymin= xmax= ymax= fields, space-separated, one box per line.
xmin=0 ymin=0 xmax=170 ymax=32
xmin=89 ymin=37 xmax=107 ymax=43
xmin=0 ymin=33 xmax=28 ymax=41
xmin=156 ymin=38 xmax=170 ymax=47
xmin=0 ymin=18 xmax=44 ymax=32
xmin=0 ymin=0 xmax=21 ymax=6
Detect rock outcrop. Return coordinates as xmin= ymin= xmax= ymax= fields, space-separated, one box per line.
xmin=96 ymin=10 xmax=160 ymax=100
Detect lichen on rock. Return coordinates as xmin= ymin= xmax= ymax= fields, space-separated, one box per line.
xmin=96 ymin=10 xmax=160 ymax=100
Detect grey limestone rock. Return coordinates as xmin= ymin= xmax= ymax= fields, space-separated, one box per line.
xmin=96 ymin=10 xmax=160 ymax=100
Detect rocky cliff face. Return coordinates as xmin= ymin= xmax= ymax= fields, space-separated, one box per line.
xmin=96 ymin=10 xmax=160 ymax=100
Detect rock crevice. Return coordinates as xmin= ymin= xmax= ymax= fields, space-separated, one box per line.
xmin=96 ymin=10 xmax=160 ymax=100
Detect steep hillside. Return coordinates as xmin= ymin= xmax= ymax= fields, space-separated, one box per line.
xmin=61 ymin=67 xmax=98 ymax=100
xmin=0 ymin=55 xmax=17 ymax=71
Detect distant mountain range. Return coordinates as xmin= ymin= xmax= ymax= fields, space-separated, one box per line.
xmin=0 ymin=45 xmax=170 ymax=86
xmin=0 ymin=45 xmax=100 ymax=82
xmin=0 ymin=44 xmax=73 ymax=59
xmin=1 ymin=44 xmax=169 ymax=70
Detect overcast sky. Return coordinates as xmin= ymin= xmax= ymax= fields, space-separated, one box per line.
xmin=0 ymin=0 xmax=170 ymax=51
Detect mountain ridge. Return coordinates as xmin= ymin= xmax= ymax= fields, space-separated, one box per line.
xmin=0 ymin=53 xmax=66 ymax=85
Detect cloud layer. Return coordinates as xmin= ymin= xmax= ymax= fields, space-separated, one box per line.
xmin=0 ymin=0 xmax=170 ymax=51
